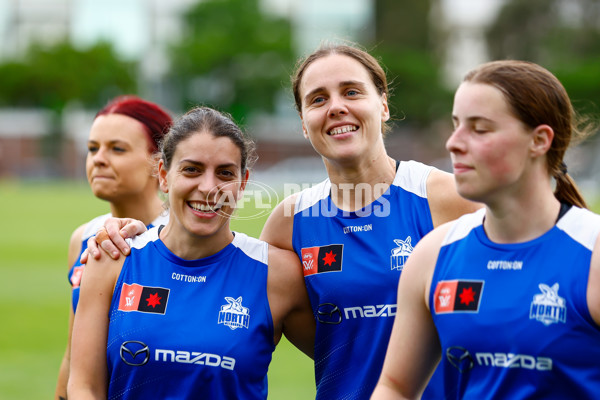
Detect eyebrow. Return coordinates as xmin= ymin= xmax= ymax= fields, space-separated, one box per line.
xmin=179 ymin=159 xmax=239 ymax=169
xmin=87 ymin=139 xmax=129 ymax=145
xmin=303 ymin=80 xmax=368 ymax=104
xmin=451 ymin=115 xmax=495 ymax=124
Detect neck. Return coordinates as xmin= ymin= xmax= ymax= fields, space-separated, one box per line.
xmin=159 ymin=221 xmax=234 ymax=260
xmin=483 ymin=178 xmax=560 ymax=244
xmin=324 ymin=151 xmax=396 ymax=211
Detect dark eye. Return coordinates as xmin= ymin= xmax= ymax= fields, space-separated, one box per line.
xmin=112 ymin=146 xmax=126 ymax=153
xmin=346 ymin=89 xmax=358 ymax=96
xmin=219 ymin=169 xmax=236 ymax=178
xmin=312 ymin=96 xmax=325 ymax=105
xmin=88 ymin=145 xmax=98 ymax=153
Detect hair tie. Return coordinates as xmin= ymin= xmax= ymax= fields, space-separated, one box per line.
xmin=559 ymin=161 xmax=568 ymax=175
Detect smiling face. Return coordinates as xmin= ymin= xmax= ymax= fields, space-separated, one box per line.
xmin=158 ymin=130 xmax=247 ymax=239
xmin=298 ymin=54 xmax=390 ymax=164
xmin=446 ymin=82 xmax=535 ymax=202
xmin=86 ymin=114 xmax=157 ymax=202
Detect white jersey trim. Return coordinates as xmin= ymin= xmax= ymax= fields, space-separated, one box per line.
xmin=231 ymin=232 xmax=269 ymax=265
xmin=150 ymin=212 xmax=170 ymax=228
xmin=82 ymin=211 xmax=169 ymax=243
xmin=294 ymin=179 xmax=331 ymax=215
xmin=556 ymin=206 xmax=600 ymax=251
xmin=393 ymin=160 xmax=434 ymax=198
xmin=128 ymin=227 xmax=268 ymax=265
xmin=129 ymin=226 xmax=161 ymax=250
xmin=442 ymin=208 xmax=486 ymax=247
xmin=293 ymin=160 xmax=435 ymax=215
xmin=82 ymin=213 xmax=111 ymax=240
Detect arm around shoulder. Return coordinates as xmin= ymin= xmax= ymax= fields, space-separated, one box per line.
xmin=67 ymin=252 xmax=125 ymax=398
xmin=267 ymin=244 xmax=315 ymax=359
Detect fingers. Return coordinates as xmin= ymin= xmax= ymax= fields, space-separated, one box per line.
xmin=99 ymin=224 xmax=127 ymax=259
xmin=118 ymin=219 xmax=147 ymax=241
xmin=79 ymin=248 xmax=90 ymax=264
xmin=83 ymin=234 xmax=104 ymax=261
xmin=78 ymin=217 xmax=148 ymax=263
xmin=83 ymin=227 xmax=125 ymax=261
xmin=104 ymin=218 xmax=144 ymax=257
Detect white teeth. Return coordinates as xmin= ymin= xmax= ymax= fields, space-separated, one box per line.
xmin=329 ymin=125 xmax=357 ymax=136
xmin=189 ymin=202 xmax=219 ymax=212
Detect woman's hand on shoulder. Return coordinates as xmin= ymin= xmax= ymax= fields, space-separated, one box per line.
xmin=267 ymin=244 xmax=315 ymax=358
xmin=427 ymin=169 xmax=482 ymax=228
xmin=259 ymin=194 xmax=298 ymax=251
xmin=80 ymin=217 xmax=147 ymax=264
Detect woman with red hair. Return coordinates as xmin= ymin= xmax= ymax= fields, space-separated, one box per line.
xmin=54 ymin=96 xmax=172 ymax=400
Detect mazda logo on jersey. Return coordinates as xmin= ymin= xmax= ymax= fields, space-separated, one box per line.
xmin=316 ymin=303 xmax=342 ymax=324
xmin=301 ymin=244 xmax=343 ymax=276
xmin=120 ymin=341 xmax=150 ymax=366
xmin=446 ymin=346 xmax=474 ymax=373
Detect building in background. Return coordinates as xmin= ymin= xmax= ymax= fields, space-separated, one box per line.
xmin=0 ymin=0 xmax=511 ymax=180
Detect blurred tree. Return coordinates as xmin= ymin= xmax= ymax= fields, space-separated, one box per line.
xmin=486 ymin=0 xmax=600 ymax=116
xmin=0 ymin=40 xmax=137 ymax=167
xmin=370 ymin=0 xmax=452 ymax=131
xmin=0 ymin=40 xmax=137 ymax=112
xmin=168 ymin=0 xmax=294 ymax=123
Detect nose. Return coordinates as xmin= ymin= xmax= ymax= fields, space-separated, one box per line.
xmin=445 ymin=126 xmax=465 ymax=154
xmin=196 ymin=173 xmax=221 ymax=199
xmin=92 ymin=147 xmax=108 ymax=166
xmin=328 ymin=95 xmax=347 ymax=118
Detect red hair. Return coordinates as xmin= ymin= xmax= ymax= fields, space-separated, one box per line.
xmin=96 ymin=95 xmax=172 ymax=153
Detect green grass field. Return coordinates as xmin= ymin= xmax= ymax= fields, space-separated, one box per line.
xmin=4 ymin=180 xmax=598 ymax=399
xmin=0 ymin=180 xmax=315 ymax=399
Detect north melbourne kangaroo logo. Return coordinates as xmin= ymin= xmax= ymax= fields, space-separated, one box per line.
xmin=529 ymin=283 xmax=567 ymax=326
xmin=391 ymin=237 xmax=413 ymax=271
xmin=218 ymin=296 xmax=250 ymax=330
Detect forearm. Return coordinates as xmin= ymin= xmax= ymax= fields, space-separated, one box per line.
xmin=54 ymin=351 xmax=69 ymax=399
xmin=66 ymin=382 xmax=105 ymax=400
xmin=370 ymin=380 xmax=414 ymax=400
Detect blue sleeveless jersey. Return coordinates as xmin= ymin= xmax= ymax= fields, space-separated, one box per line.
xmin=106 ymin=228 xmax=275 ymax=399
xmin=292 ymin=160 xmax=442 ymax=399
xmin=67 ymin=212 xmax=169 ymax=312
xmin=430 ymin=207 xmax=600 ymax=399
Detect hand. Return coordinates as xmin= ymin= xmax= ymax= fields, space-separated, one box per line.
xmin=79 ymin=218 xmax=147 ymax=263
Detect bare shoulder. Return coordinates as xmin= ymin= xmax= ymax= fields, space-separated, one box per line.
xmin=260 ymin=193 xmax=298 ymax=251
xmin=267 ymin=244 xmax=302 ymax=283
xmin=426 ymin=169 xmax=482 ymax=228
xmin=80 ymin=246 xmax=126 ymax=292
xmin=587 ymin=233 xmax=600 ymax=326
xmin=402 ymin=221 xmax=454 ymax=304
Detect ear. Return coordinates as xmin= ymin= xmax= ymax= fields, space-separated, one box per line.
xmin=301 ymin=120 xmax=310 ymax=140
xmin=240 ymin=169 xmax=249 ymax=192
xmin=158 ymin=159 xmax=169 ymax=193
xmin=530 ymin=124 xmax=554 ymax=158
xmin=381 ymin=93 xmax=390 ymax=122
